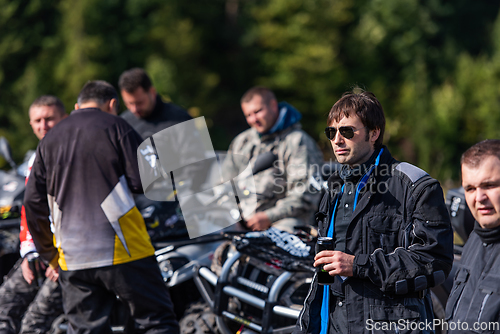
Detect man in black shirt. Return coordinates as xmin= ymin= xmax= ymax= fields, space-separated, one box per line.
xmin=118 ymin=68 xmax=191 ymax=139
xmin=118 ymin=68 xmax=198 ymax=242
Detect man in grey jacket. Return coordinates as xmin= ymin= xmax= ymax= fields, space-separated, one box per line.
xmin=227 ymin=86 xmax=323 ymax=232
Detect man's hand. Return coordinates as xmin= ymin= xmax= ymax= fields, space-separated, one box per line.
xmin=246 ymin=212 xmax=272 ymax=231
xmin=22 ymin=254 xmax=59 ymax=284
xmin=21 ymin=257 xmax=35 ymax=284
xmin=314 ymin=250 xmax=355 ymax=277
xmin=45 ymin=265 xmax=59 ymax=282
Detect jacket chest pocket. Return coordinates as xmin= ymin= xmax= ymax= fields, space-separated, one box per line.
xmin=366 ymin=214 xmax=402 ymax=253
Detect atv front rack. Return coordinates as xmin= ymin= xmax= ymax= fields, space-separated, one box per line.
xmin=194 ymin=250 xmax=304 ymax=334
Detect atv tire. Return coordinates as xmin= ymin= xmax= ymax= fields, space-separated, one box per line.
xmin=180 ymin=302 xmax=219 ymax=334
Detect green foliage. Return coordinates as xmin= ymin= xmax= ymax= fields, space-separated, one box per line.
xmin=0 ymin=0 xmax=499 ymax=185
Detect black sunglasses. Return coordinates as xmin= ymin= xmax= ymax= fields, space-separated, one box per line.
xmin=324 ymin=126 xmax=367 ymax=140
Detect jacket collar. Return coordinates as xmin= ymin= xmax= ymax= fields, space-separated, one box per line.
xmin=474 ymin=221 xmax=500 ymax=244
xmin=71 ymin=107 xmax=102 ymax=115
xmin=260 ymin=101 xmax=302 ymax=136
xmin=326 ymin=146 xmax=394 ymax=194
xmin=142 ymin=94 xmax=163 ymax=121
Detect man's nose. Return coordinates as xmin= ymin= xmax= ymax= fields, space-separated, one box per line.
xmin=333 ymin=130 xmax=344 ymax=144
xmin=476 ymin=188 xmax=488 ymax=203
xmin=247 ymin=115 xmax=256 ymax=125
xmin=126 ymin=103 xmax=137 ymax=113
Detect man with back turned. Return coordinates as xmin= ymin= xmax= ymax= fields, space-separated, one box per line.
xmin=24 ymin=80 xmax=179 ymax=333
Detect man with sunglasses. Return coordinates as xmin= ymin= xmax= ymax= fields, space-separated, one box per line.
xmin=294 ymin=89 xmax=453 ymax=334
xmin=227 ymin=86 xmax=323 ymax=232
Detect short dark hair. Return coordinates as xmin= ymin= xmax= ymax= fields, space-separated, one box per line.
xmin=118 ymin=68 xmax=152 ymax=93
xmin=240 ymin=86 xmax=276 ymax=105
xmin=30 ymin=95 xmax=66 ymax=116
xmin=77 ymin=80 xmax=119 ymax=109
xmin=461 ymin=139 xmax=500 ymax=168
xmin=327 ymin=89 xmax=385 ymax=149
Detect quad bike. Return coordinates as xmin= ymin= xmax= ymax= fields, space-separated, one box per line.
xmin=186 ymin=227 xmax=316 ymax=334
xmin=182 ymin=179 xmax=475 ymax=334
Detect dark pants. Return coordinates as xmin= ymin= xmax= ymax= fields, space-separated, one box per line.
xmin=59 ymin=256 xmax=179 ymax=334
xmin=0 ymin=259 xmax=63 ymax=334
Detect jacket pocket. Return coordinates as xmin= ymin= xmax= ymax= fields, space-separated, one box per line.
xmin=366 ymin=214 xmax=401 ymax=253
xmin=472 ymin=275 xmax=500 ymax=332
xmin=368 ymin=305 xmax=421 ymax=334
xmin=445 ymin=268 xmax=469 ymax=321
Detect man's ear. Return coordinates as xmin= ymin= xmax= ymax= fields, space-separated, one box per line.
xmin=102 ymin=99 xmax=118 ymax=115
xmin=370 ymin=128 xmax=381 ymax=143
xmin=148 ymin=86 xmax=157 ymax=98
xmin=74 ymin=103 xmax=80 ymax=110
xmin=270 ymin=98 xmax=279 ymax=115
xmin=109 ymin=98 xmax=118 ymax=115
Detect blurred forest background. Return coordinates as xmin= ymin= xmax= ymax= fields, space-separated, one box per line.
xmin=1 ymin=0 xmax=500 ymax=187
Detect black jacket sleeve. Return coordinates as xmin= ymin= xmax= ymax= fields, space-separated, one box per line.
xmin=24 ymin=145 xmax=59 ymax=267
xmin=352 ymin=178 xmax=454 ymax=293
